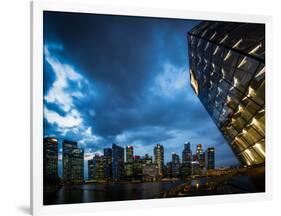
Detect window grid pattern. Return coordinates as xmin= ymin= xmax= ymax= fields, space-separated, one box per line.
xmin=188 ymin=21 xmax=265 ymax=166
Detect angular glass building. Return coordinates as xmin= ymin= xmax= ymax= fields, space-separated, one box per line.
xmin=188 ymin=21 xmax=265 ymax=167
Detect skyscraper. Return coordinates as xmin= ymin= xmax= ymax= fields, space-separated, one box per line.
xmin=70 ymin=148 xmax=84 ymax=183
xmin=188 ymin=21 xmax=265 ymax=166
xmin=171 ymin=153 xmax=180 ymax=177
xmin=92 ymin=154 xmax=105 ymax=180
xmin=104 ymin=148 xmax=112 ymax=180
xmin=154 ymin=144 xmax=164 ymax=176
xmin=88 ymin=159 xmax=94 ymax=180
xmin=112 ymin=143 xmax=124 ymax=181
xmin=206 ymin=147 xmax=215 ymax=170
xmin=181 ymin=142 xmax=192 ymax=177
xmin=62 ymin=140 xmax=77 ymax=182
xmin=126 ymin=146 xmax=134 ymax=162
xmin=43 ymin=137 xmax=58 ymax=185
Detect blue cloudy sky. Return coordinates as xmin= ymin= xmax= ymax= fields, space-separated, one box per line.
xmin=43 ymin=12 xmax=239 ymax=177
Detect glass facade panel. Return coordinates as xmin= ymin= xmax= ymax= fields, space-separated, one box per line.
xmin=188 ymin=21 xmax=265 ymax=166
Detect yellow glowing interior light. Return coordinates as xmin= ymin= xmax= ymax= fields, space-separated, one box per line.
xmin=190 ymin=70 xmax=199 ymax=95
xmin=247 ymin=86 xmax=255 ymax=97
xmin=220 ymin=34 xmax=229 ymax=43
xmin=255 ymin=66 xmax=265 ymax=80
xmin=213 ymin=46 xmax=219 ymax=55
xmin=249 ymin=43 xmax=262 ymax=55
xmin=238 ymin=104 xmax=243 ymax=113
xmin=232 ymin=38 xmax=243 ymax=49
xmin=258 ymin=109 xmax=265 ymax=114
xmin=238 ymin=57 xmax=247 ymax=68
xmin=251 ymin=117 xmax=257 ymax=125
xmin=255 ymin=143 xmax=265 ymax=157
xmin=245 ymin=149 xmax=255 ymax=161
xmin=242 ymin=128 xmax=247 ymax=134
xmin=233 ymin=77 xmax=239 ymax=87
xmin=227 ymin=96 xmax=231 ymax=102
xmin=224 ymin=50 xmax=231 ymax=61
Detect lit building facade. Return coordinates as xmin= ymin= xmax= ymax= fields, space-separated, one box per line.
xmin=188 ymin=21 xmax=265 ymax=166
xmin=154 ymin=144 xmax=164 ymax=176
xmin=112 ymin=143 xmax=124 ymax=181
xmin=92 ymin=154 xmax=105 ymax=180
xmin=126 ymin=146 xmax=134 ymax=162
xmin=70 ymin=148 xmax=84 ymax=183
xmin=62 ymin=139 xmax=77 ymax=182
xmin=43 ymin=137 xmax=59 ymax=185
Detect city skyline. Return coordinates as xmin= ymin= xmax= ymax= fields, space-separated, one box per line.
xmin=45 ymin=136 xmax=216 ymax=180
xmin=43 ymin=12 xmax=239 ymax=176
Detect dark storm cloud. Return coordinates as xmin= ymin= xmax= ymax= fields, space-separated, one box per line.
xmin=43 ymin=11 xmax=239 ymax=168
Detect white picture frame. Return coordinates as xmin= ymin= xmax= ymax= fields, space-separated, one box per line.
xmin=31 ymin=0 xmax=273 ymax=215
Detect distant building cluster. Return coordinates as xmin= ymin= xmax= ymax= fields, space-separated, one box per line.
xmin=43 ymin=137 xmax=215 ymax=184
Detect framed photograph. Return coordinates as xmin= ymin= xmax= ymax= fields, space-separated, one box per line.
xmin=31 ymin=0 xmax=272 ymax=215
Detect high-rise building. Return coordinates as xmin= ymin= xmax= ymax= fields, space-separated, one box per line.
xmin=171 ymin=153 xmax=180 ymax=177
xmin=70 ymin=148 xmax=84 ymax=183
xmin=104 ymin=148 xmax=112 ymax=180
xmin=124 ymin=162 xmax=133 ymax=179
xmin=196 ymin=144 xmax=203 ymax=155
xmin=133 ymin=155 xmax=143 ymax=180
xmin=112 ymin=143 xmax=124 ymax=181
xmin=43 ymin=137 xmax=59 ymax=185
xmin=126 ymin=146 xmax=134 ymax=162
xmin=206 ymin=147 xmax=215 ymax=170
xmin=88 ymin=159 xmax=94 ymax=180
xmin=188 ymin=21 xmax=265 ymax=166
xmin=154 ymin=144 xmax=164 ymax=176
xmin=191 ymin=161 xmax=200 ymax=176
xmin=181 ymin=142 xmax=192 ymax=177
xmin=92 ymin=154 xmax=105 ymax=180
xmin=62 ymin=140 xmax=77 ymax=182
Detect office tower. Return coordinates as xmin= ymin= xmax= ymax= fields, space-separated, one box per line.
xmin=62 ymin=140 xmax=77 ymax=182
xmin=207 ymin=147 xmax=215 ymax=170
xmin=104 ymin=148 xmax=112 ymax=180
xmin=126 ymin=146 xmax=134 ymax=162
xmin=43 ymin=137 xmax=58 ymax=185
xmin=171 ymin=153 xmax=180 ymax=177
xmin=191 ymin=161 xmax=200 ymax=176
xmin=124 ymin=162 xmax=134 ymax=179
xmin=188 ymin=21 xmax=265 ymax=166
xmin=181 ymin=142 xmax=192 ymax=177
xmin=154 ymin=144 xmax=164 ymax=176
xmin=133 ymin=155 xmax=143 ymax=180
xmin=93 ymin=154 xmax=105 ymax=180
xmin=88 ymin=159 xmax=94 ymax=180
xmin=196 ymin=144 xmax=203 ymax=155
xmin=112 ymin=143 xmax=124 ymax=181
xmin=70 ymin=148 xmax=84 ymax=183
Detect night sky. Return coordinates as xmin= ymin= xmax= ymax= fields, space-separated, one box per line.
xmin=43 ymin=11 xmax=239 ymax=178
